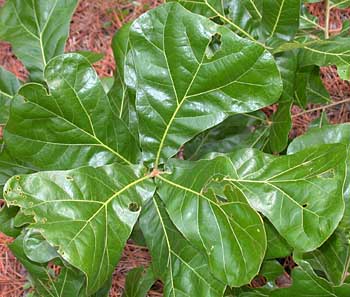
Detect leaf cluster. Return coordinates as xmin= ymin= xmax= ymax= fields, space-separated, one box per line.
xmin=0 ymin=0 xmax=350 ymax=296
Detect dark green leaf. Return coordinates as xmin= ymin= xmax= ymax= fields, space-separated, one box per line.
xmin=260 ymin=260 xmax=285 ymax=283
xmin=295 ymin=66 xmax=330 ymax=107
xmin=237 ymin=260 xmax=350 ymax=296
xmin=264 ymin=220 xmax=292 ymax=260
xmin=0 ymin=204 xmax=21 ymax=237
xmin=260 ymin=0 xmax=301 ymax=47
xmin=122 ymin=266 xmax=156 ymax=297
xmin=298 ymin=37 xmax=350 ymax=69
xmin=184 ymin=112 xmax=270 ymax=160
xmin=0 ymin=145 xmax=36 ymax=197
xmin=0 ymin=0 xmax=78 ymax=81
xmin=268 ymin=100 xmax=292 ymax=153
xmin=225 ymin=0 xmax=262 ymax=38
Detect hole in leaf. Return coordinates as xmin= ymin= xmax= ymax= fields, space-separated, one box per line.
xmin=302 ymin=203 xmax=308 ymax=208
xmin=209 ymin=15 xmax=224 ymax=25
xmin=128 ymin=202 xmax=140 ymax=212
xmin=15 ymin=176 xmax=20 ymax=180
xmin=65 ymin=176 xmax=74 ymax=181
xmin=206 ymin=33 xmax=222 ymax=59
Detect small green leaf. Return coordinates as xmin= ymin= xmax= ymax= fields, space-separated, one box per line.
xmin=74 ymin=51 xmax=105 ymax=64
xmin=122 ymin=266 xmax=156 ymax=297
xmin=260 ymin=260 xmax=285 ymax=283
xmin=338 ymin=64 xmax=350 ymax=81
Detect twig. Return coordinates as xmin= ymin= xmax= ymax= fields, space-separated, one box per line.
xmin=325 ymin=0 xmax=330 ymax=39
xmin=292 ymin=97 xmax=350 ymax=118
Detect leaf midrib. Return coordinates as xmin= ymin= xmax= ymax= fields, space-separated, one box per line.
xmin=154 ymin=17 xmax=211 ymax=167
xmin=269 ymin=0 xmax=286 ymax=39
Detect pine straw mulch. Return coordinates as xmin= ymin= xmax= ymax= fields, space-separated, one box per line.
xmin=0 ymin=1 xmax=350 ymax=296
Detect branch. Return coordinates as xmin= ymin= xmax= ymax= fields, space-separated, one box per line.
xmin=291 ymin=97 xmax=350 ymax=118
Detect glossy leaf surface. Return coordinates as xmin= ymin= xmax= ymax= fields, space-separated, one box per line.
xmin=10 ymin=234 xmax=86 ymax=297
xmin=0 ymin=144 xmax=35 ymax=197
xmin=299 ymin=38 xmax=350 ymax=69
xmin=0 ymin=67 xmax=21 ymax=124
xmin=260 ymin=0 xmax=301 ymax=47
xmin=0 ymin=0 xmax=78 ymax=81
xmin=110 ymin=22 xmax=139 ymax=136
xmin=288 ymin=124 xmax=350 ymax=285
xmin=157 ymin=158 xmax=266 ymax=287
xmin=5 ymin=54 xmax=140 ymax=170
xmin=4 ymin=163 xmax=155 ymax=294
xmin=223 ymin=145 xmax=346 ymax=252
xmin=184 ymin=112 xmax=270 ymax=160
xmin=140 ymin=196 xmax=226 ymax=296
xmin=128 ymin=2 xmax=282 ymax=165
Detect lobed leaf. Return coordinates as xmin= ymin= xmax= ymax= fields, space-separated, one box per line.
xmin=128 ymin=2 xmax=282 ymax=166
xmin=5 ymin=54 xmax=140 ymax=170
xmin=3 ymin=163 xmax=155 ymax=294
